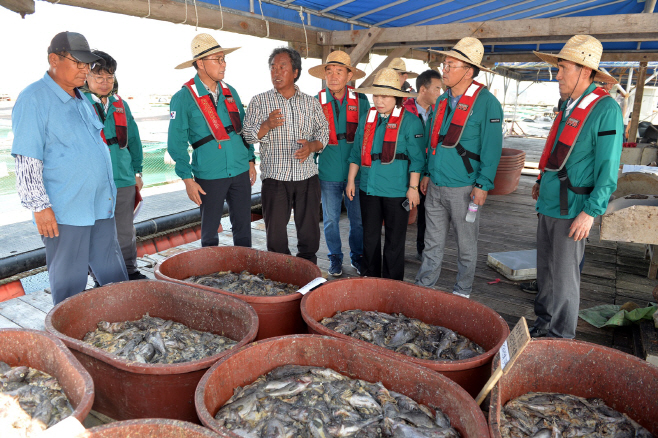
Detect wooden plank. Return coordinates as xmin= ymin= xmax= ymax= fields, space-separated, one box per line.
xmin=481 ymin=52 xmax=658 ymax=63
xmin=323 ymin=14 xmax=658 ymax=46
xmin=49 ymin=0 xmax=318 ymax=46
xmin=0 ymin=314 xmax=21 ymax=329
xmin=348 ymin=27 xmax=384 ymax=66
xmin=17 ymin=291 xmax=54 ymax=314
xmin=360 ymin=46 xmax=409 ymax=87
xmin=0 ymin=299 xmax=47 ymax=330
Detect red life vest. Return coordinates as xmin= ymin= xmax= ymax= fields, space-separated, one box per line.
xmin=220 ymin=81 xmax=242 ymax=135
xmin=538 ymin=86 xmax=611 ymax=215
xmin=429 ymin=81 xmax=486 ymax=174
xmin=184 ymin=78 xmax=231 ymax=149
xmin=94 ymin=95 xmax=128 ymax=149
xmin=361 ymin=106 xmax=406 ymax=167
xmin=319 ymin=86 xmax=359 ymax=145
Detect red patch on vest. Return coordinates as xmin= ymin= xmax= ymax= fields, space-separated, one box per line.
xmin=115 ymin=108 xmax=124 ymax=114
xmin=348 ymin=105 xmax=357 ymax=111
xmin=457 ymin=103 xmax=468 ymax=111
xmin=387 ymin=123 xmax=397 ymax=129
xmin=566 ymin=117 xmax=580 ymax=128
xmin=226 ymin=97 xmax=235 ymax=103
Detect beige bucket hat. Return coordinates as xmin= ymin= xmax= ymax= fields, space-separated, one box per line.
xmin=308 ymin=50 xmax=366 ymax=80
xmin=175 ymin=33 xmax=240 ymax=70
xmin=431 ymin=37 xmax=494 ymax=74
xmin=354 ymin=68 xmax=417 ymax=98
xmin=534 ymin=35 xmax=617 ymax=84
xmin=388 ymin=58 xmax=418 ymax=79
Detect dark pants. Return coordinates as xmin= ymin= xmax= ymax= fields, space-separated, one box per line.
xmin=416 ymin=192 xmax=426 ymax=255
xmin=534 ymin=214 xmax=586 ymax=339
xmin=262 ymin=175 xmax=321 ymax=264
xmin=360 ymin=191 xmax=409 ymax=280
xmin=196 ymin=171 xmax=252 ymax=248
xmin=43 ymin=217 xmax=128 ymax=305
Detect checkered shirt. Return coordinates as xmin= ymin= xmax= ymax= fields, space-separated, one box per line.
xmin=243 ymin=86 xmax=329 ymax=181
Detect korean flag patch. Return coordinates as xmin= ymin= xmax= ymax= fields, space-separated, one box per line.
xmin=170 ymin=111 xmax=176 ymax=120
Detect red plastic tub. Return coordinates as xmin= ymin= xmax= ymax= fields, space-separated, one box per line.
xmin=489 ymin=148 xmax=526 ymax=195
xmin=0 ymin=329 xmax=94 ymax=426
xmin=300 ymin=277 xmax=509 ymax=397
xmin=45 ymin=280 xmax=258 ymax=423
xmin=154 ymin=246 xmax=322 ymax=340
xmin=196 ymin=335 xmax=490 ymax=438
xmin=77 ymin=419 xmax=221 ymax=437
xmin=489 ymin=338 xmax=658 ymax=437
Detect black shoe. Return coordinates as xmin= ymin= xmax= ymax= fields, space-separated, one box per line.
xmin=128 ymin=271 xmax=148 ymax=281
xmin=350 ymin=258 xmax=364 ymax=276
xmin=520 ymin=280 xmax=538 ymax=294
xmin=529 ymin=325 xmax=549 ymax=338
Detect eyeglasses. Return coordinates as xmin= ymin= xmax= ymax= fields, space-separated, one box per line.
xmin=442 ymin=63 xmax=470 ymax=72
xmin=203 ymin=56 xmax=226 ymax=64
xmin=57 ymin=54 xmax=90 ymax=70
xmin=88 ymin=74 xmax=115 ymax=84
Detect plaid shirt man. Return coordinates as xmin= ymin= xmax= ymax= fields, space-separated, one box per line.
xmin=243 ymin=85 xmax=329 ymax=181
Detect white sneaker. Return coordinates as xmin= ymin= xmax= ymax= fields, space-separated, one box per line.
xmin=452 ymin=291 xmax=470 ymax=299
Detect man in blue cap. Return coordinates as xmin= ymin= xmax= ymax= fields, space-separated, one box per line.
xmin=12 ymin=32 xmax=128 ymax=304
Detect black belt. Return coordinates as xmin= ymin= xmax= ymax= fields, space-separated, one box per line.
xmin=557 ymin=168 xmax=593 ymax=216
xmin=105 ymin=137 xmax=127 ymax=149
xmin=371 ymin=153 xmax=409 ymax=162
xmin=190 ymin=125 xmax=236 ymax=150
xmin=336 ymin=133 xmax=347 ymax=140
xmin=455 ymin=144 xmax=480 ymax=174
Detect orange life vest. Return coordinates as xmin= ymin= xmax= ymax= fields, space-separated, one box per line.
xmin=538 ymin=86 xmax=611 ymax=215
xmin=361 ymin=106 xmax=407 ymax=167
xmin=183 ymin=78 xmax=238 ymax=150
xmin=93 ymin=95 xmax=128 ymax=149
xmin=429 ymin=81 xmax=486 ymax=174
xmin=319 ymin=86 xmax=359 ymax=145
xmin=220 ymin=81 xmax=243 ymax=135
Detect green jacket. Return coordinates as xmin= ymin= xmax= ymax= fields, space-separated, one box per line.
xmin=426 ymin=85 xmax=503 ymax=191
xmin=83 ymin=92 xmax=143 ymax=189
xmin=315 ymin=90 xmax=370 ymax=182
xmin=348 ymin=109 xmax=426 ymax=198
xmin=167 ymin=75 xmax=255 ymax=180
xmin=537 ymin=83 xmax=623 ymax=219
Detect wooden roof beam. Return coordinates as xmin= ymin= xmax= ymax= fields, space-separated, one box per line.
xmin=320 ymin=14 xmax=658 ymax=46
xmin=348 ymin=27 xmax=383 ymax=66
xmin=0 ymin=0 xmax=35 ymax=16
xmin=644 ymin=0 xmax=657 ymax=13
xmin=45 ymin=0 xmax=318 ymax=46
xmin=360 ymin=46 xmax=409 ymax=87
xmin=479 ymin=51 xmax=658 ymax=63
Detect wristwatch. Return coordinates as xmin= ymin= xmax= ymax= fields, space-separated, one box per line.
xmin=135 ymin=172 xmax=143 ymax=178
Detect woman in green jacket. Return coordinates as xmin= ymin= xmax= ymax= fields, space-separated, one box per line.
xmin=346 ymin=68 xmax=426 ymax=280
xmin=82 ymin=50 xmax=146 ymax=282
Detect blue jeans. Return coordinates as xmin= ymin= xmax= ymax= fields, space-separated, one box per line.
xmin=320 ymin=179 xmax=363 ymax=263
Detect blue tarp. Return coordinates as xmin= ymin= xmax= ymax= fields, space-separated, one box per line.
xmin=494 ymin=62 xmax=658 ymax=83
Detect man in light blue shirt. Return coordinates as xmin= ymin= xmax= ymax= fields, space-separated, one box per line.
xmin=12 ymin=32 xmax=128 ymax=304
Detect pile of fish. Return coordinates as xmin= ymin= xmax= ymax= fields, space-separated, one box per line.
xmin=82 ymin=314 xmax=237 ymax=364
xmin=499 ymin=392 xmax=653 ymax=437
xmin=320 ymin=310 xmax=485 ymax=361
xmin=0 ymin=361 xmax=73 ymax=437
xmin=215 ymin=364 xmax=460 ymax=438
xmin=185 ymin=270 xmax=299 ymax=296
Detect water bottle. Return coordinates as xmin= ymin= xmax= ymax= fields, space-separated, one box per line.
xmin=465 ymin=201 xmax=478 ymax=223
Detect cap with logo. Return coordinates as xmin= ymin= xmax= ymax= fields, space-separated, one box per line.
xmin=48 ymin=31 xmax=100 ymax=64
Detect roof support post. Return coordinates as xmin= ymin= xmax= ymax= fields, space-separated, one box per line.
xmin=628 ymin=62 xmax=648 ymax=143
xmin=644 ymin=0 xmax=657 ymax=13
xmin=348 ymin=27 xmax=383 ymax=66
xmin=360 ymin=47 xmax=410 ymax=87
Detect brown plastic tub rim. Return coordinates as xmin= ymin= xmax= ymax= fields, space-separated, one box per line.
xmin=300 ymin=277 xmax=509 ymax=372
xmin=77 ymin=418 xmax=221 ymax=437
xmin=154 ymin=247 xmax=322 ymax=304
xmin=0 ymin=328 xmax=95 ymax=423
xmin=195 ymin=334 xmax=491 ymax=438
xmin=488 ymin=338 xmax=658 ymax=437
xmin=45 ymin=280 xmax=259 ymax=375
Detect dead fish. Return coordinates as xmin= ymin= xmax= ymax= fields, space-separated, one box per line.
xmin=185 ymin=270 xmax=299 ymax=297
xmin=215 ymin=365 xmax=461 ymax=438
xmin=320 ymin=310 xmax=485 ymax=362
xmin=82 ymin=314 xmax=237 ymax=364
xmin=499 ymin=392 xmax=653 ymax=438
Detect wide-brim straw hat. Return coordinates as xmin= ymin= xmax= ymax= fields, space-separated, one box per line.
xmin=308 ymin=50 xmax=366 ymax=80
xmin=388 ymin=58 xmax=418 ymax=79
xmin=175 ymin=33 xmax=240 ymax=70
xmin=431 ymin=37 xmax=494 ymax=74
xmin=354 ymin=68 xmax=417 ymax=98
xmin=534 ymin=35 xmax=617 ymax=84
